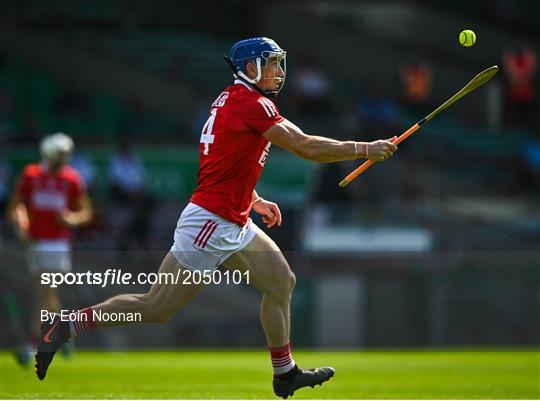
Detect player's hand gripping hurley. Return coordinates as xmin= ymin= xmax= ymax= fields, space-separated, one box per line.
xmin=339 ymin=65 xmax=499 ymax=187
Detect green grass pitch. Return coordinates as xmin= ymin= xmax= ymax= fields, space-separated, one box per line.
xmin=1 ymin=349 xmax=538 ymax=399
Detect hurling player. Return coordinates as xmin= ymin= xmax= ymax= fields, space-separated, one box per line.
xmin=35 ymin=38 xmax=396 ymax=398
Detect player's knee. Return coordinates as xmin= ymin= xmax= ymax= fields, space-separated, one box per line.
xmin=277 ymin=271 xmax=296 ymax=297
xmin=288 ymin=271 xmax=296 ymax=294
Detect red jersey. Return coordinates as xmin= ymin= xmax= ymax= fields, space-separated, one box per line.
xmin=15 ymin=163 xmax=85 ymax=240
xmin=191 ymin=80 xmax=284 ymax=226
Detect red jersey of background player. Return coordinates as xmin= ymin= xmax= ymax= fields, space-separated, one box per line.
xmin=15 ymin=163 xmax=85 ymax=240
xmin=191 ymin=80 xmax=284 ymax=226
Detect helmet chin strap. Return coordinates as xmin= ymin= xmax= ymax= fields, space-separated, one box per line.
xmin=235 ymin=58 xmax=276 ymax=98
xmin=236 ymin=57 xmax=262 ymax=84
xmin=224 ymin=55 xmax=282 ymax=98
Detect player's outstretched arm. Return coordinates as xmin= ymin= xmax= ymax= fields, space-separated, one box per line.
xmin=263 ymin=119 xmax=397 ymax=163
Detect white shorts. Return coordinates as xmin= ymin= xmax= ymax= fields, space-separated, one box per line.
xmin=26 ymin=240 xmax=72 ymax=275
xmin=170 ymin=202 xmax=257 ymax=271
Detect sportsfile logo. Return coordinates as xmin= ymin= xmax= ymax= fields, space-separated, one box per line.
xmin=40 ymin=268 xmax=249 ymax=288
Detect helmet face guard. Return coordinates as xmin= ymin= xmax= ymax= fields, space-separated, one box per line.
xmin=225 ymin=37 xmax=287 ymax=98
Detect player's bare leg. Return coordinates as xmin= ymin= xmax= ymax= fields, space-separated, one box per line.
xmin=224 ymin=225 xmax=294 ymax=346
xmin=92 ymin=252 xmax=204 ymax=326
xmin=223 ymin=225 xmax=334 ymax=398
xmin=35 ymin=251 xmax=204 ymax=380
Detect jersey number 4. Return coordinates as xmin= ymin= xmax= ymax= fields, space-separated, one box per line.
xmin=200 ymin=108 xmax=217 ymax=155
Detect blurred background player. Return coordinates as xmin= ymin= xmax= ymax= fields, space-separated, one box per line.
xmin=33 ymin=37 xmax=397 ymax=398
xmin=7 ymin=132 xmax=92 ymax=364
